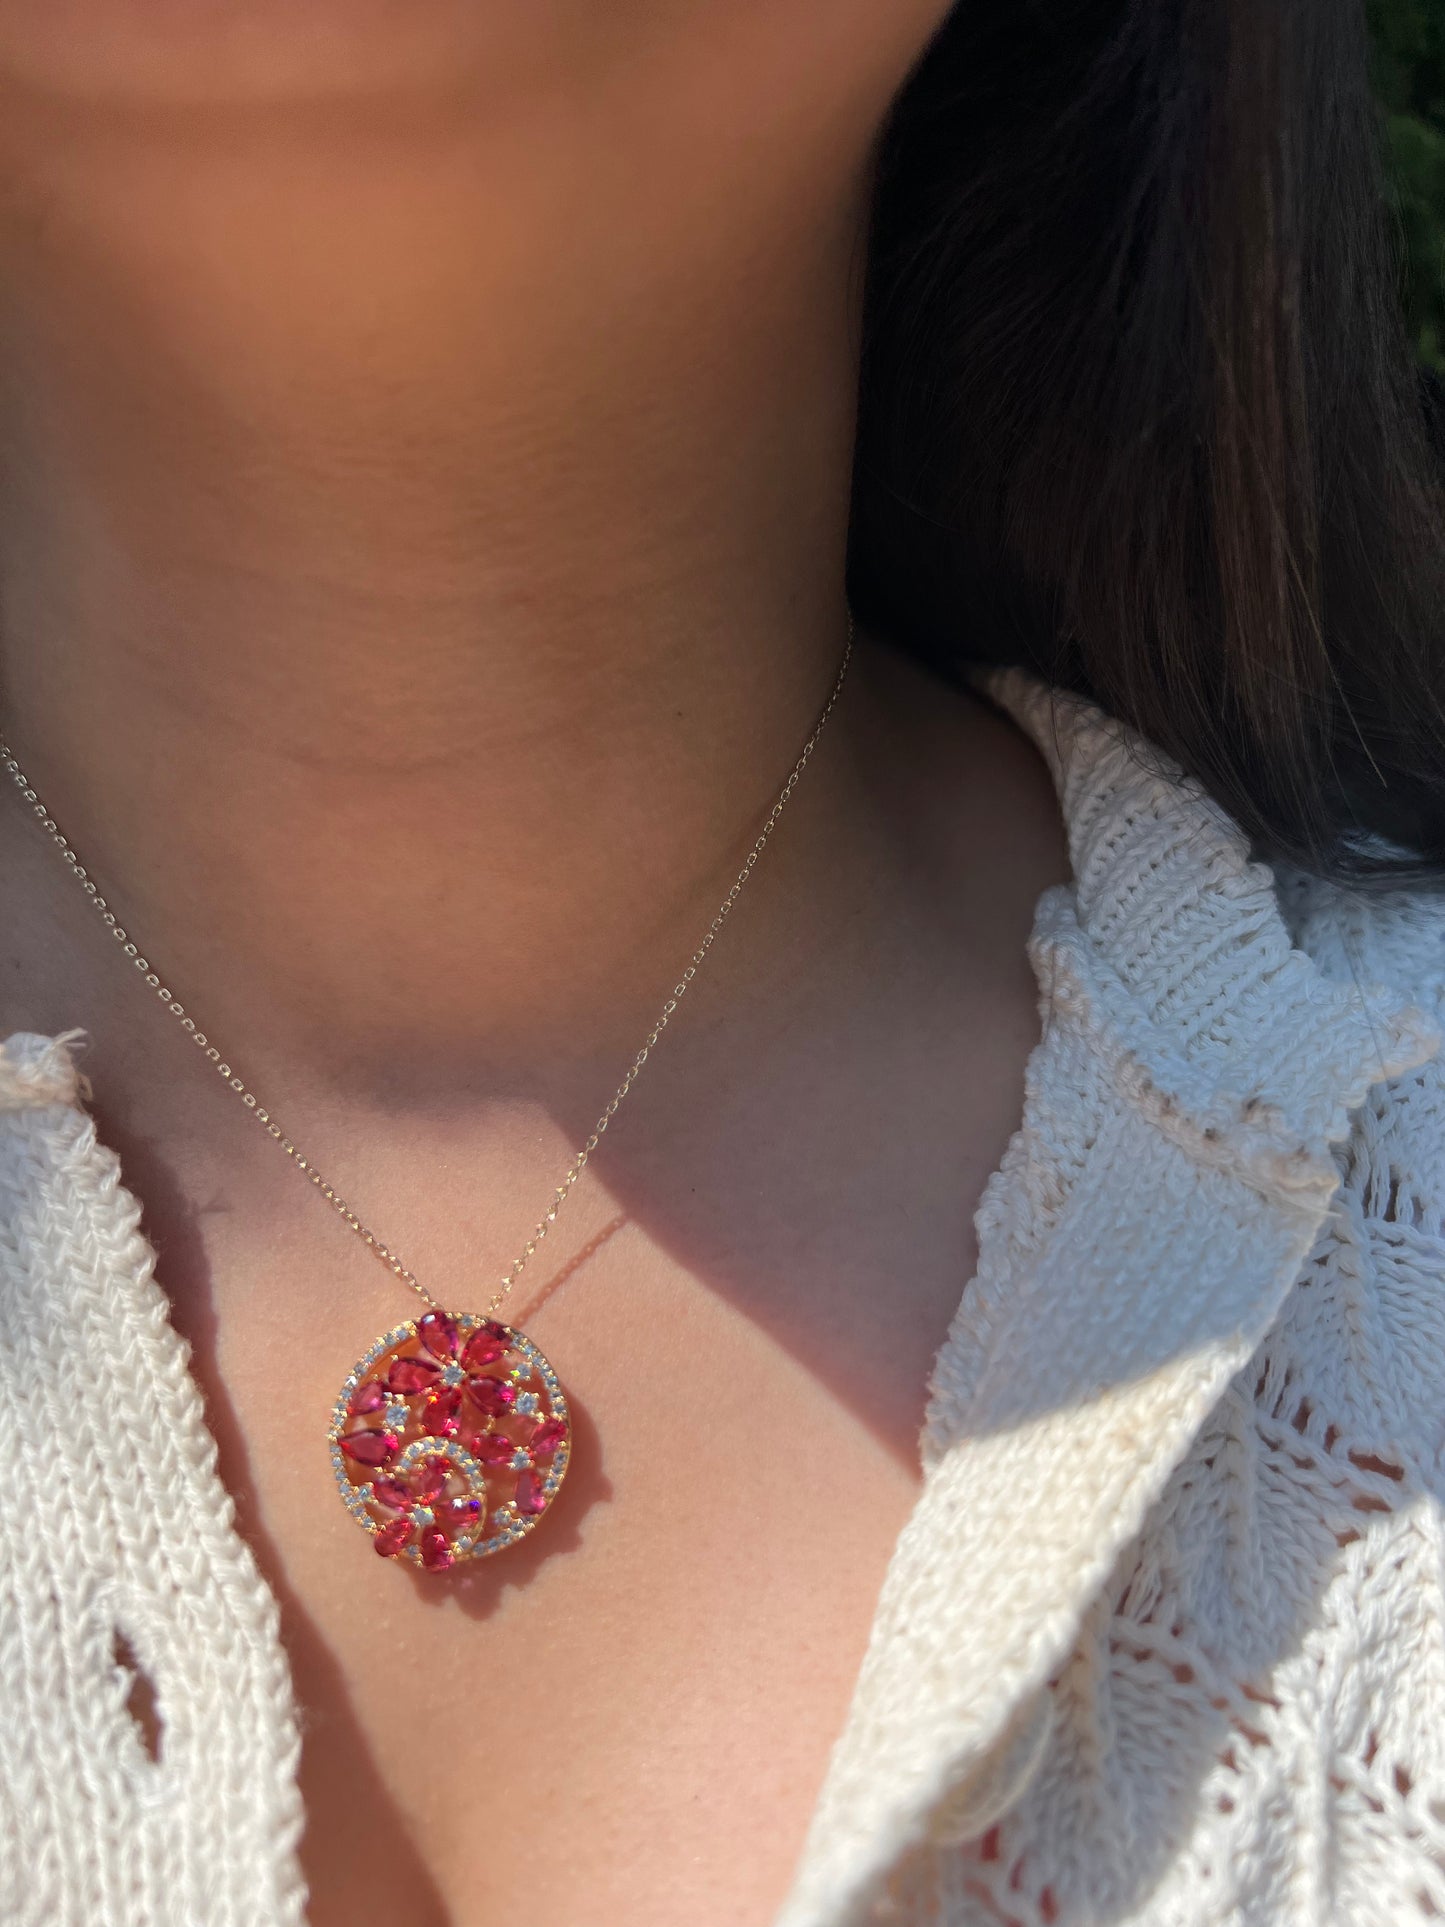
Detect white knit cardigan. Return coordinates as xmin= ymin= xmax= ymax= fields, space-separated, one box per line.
xmin=1 ymin=673 xmax=1443 ymax=1927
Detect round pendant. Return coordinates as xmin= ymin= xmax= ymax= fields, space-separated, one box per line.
xmin=329 ymin=1310 xmax=572 ymax=1570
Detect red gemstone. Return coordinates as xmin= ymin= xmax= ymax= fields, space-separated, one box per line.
xmin=470 ymin=1430 xmax=515 ymax=1465
xmin=515 ymin=1470 xmax=548 ymax=1517
xmin=467 ymin=1375 xmax=516 ymax=1418
xmin=349 ymin=1379 xmax=385 ymax=1416
xmin=420 ymin=1527 xmax=455 ymax=1572
xmin=530 ymin=1418 xmax=567 ymax=1457
xmin=414 ymin=1458 xmax=449 ymax=1504
xmin=461 ymin=1322 xmax=511 ymax=1371
xmin=440 ymin=1494 xmax=482 ymax=1531
xmin=422 ymin=1387 xmax=462 ymax=1438
xmin=374 ymin=1516 xmax=413 ymax=1558
xmin=417 ymin=1310 xmax=459 ymax=1360
xmin=341 ymin=1429 xmax=400 ymax=1468
xmin=372 ymin=1477 xmax=413 ymax=1511
xmin=387 ymin=1355 xmax=441 ymax=1396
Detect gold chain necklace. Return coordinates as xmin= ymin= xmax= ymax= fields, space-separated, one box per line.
xmin=0 ymin=622 xmax=853 ymax=1573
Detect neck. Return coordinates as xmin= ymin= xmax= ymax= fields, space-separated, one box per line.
xmin=0 ymin=95 xmax=869 ymax=1088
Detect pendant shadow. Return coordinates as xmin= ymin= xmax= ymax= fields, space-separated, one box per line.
xmin=403 ymin=1389 xmax=609 ymax=1619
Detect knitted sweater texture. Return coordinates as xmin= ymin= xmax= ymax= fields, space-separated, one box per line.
xmin=1 ymin=673 xmax=1442 ymax=1926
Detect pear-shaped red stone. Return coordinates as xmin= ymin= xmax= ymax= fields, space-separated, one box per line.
xmin=417 ymin=1310 xmax=459 ymax=1361
xmin=420 ymin=1527 xmax=455 ymax=1572
xmin=371 ymin=1477 xmax=413 ymax=1511
xmin=467 ymin=1375 xmax=516 ymax=1418
xmin=440 ymin=1494 xmax=482 ymax=1531
xmin=515 ymin=1470 xmax=548 ymax=1517
xmin=414 ymin=1458 xmax=449 ymax=1504
xmin=341 ymin=1429 xmax=400 ymax=1468
xmin=470 ymin=1430 xmax=515 ymax=1465
xmin=387 ymin=1354 xmax=440 ymax=1396
xmin=530 ymin=1418 xmax=567 ymax=1457
xmin=422 ymin=1387 xmax=462 ymax=1438
xmin=349 ymin=1379 xmax=386 ymax=1416
xmin=374 ymin=1516 xmax=413 ymax=1558
xmin=461 ymin=1323 xmax=510 ymax=1371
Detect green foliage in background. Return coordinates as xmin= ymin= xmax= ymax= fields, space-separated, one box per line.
xmin=1370 ymin=0 xmax=1445 ymax=368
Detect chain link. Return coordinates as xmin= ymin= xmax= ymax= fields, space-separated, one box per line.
xmin=0 ymin=619 xmax=853 ymax=1316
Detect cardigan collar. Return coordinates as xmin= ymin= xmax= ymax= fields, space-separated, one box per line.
xmin=777 ymin=671 xmax=1440 ymax=1927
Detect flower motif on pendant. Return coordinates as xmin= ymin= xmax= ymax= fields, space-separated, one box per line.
xmin=329 ymin=1313 xmax=571 ymax=1568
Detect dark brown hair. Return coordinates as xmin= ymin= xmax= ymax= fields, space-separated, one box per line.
xmin=850 ymin=0 xmax=1445 ymax=874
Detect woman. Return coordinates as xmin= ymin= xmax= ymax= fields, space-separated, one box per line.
xmin=0 ymin=3 xmax=1440 ymax=1923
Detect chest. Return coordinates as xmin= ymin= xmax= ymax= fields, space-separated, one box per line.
xmin=155 ymin=1190 xmax=936 ymax=1927
xmin=0 ymin=773 xmax=1052 ymax=1923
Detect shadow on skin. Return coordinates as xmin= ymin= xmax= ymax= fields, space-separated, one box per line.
xmin=90 ymin=1084 xmax=624 ymax=1913
xmin=38 ymin=675 xmax=1065 ymax=1915
xmin=404 ymin=1389 xmax=609 ymax=1619
xmin=88 ymin=1098 xmax=453 ymax=1926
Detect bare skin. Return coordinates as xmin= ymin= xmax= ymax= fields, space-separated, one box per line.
xmin=0 ymin=8 xmax=1069 ymax=1924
